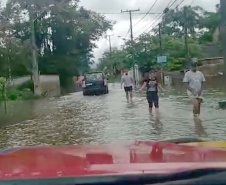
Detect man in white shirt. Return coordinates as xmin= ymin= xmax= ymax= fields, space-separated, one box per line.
xmin=121 ymin=71 xmax=134 ymax=102
xmin=183 ymin=63 xmax=206 ymax=117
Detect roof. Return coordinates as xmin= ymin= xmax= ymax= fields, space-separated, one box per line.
xmin=199 ymin=57 xmax=224 ymax=62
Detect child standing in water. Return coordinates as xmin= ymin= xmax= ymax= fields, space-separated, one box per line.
xmin=140 ymin=71 xmax=165 ymax=115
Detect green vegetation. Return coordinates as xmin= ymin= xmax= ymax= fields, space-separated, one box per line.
xmin=97 ymin=4 xmax=220 ymax=74
xmin=0 ymin=0 xmax=112 ymax=89
xmin=98 ymin=34 xmax=203 ymax=73
xmin=0 ymin=1 xmax=221 ymax=91
xmin=7 ymin=80 xmax=35 ymax=101
xmin=0 ymin=78 xmax=35 ymax=104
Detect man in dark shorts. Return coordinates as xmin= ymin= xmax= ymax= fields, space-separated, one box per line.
xmin=140 ymin=71 xmax=165 ymax=115
xmin=121 ymin=71 xmax=134 ymax=102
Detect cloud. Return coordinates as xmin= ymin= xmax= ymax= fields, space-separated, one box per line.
xmin=79 ymin=0 xmax=220 ymax=63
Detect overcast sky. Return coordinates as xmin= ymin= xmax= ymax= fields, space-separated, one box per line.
xmin=1 ymin=0 xmax=220 ymax=64
xmin=79 ymin=0 xmax=220 ymax=64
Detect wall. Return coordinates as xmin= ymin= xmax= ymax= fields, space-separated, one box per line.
xmin=199 ymin=57 xmax=224 ymax=76
xmin=199 ymin=57 xmax=224 ymax=65
xmin=7 ymin=75 xmax=61 ymax=97
xmin=40 ymin=75 xmax=61 ymax=96
xmin=199 ymin=64 xmax=224 ymax=76
xmin=8 ymin=76 xmax=30 ymax=87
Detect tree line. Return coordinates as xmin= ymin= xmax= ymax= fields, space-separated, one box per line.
xmin=97 ymin=5 xmax=221 ymax=73
xmin=0 ymin=0 xmax=112 ymax=88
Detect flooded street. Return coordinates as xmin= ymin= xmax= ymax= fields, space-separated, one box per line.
xmin=0 ymin=82 xmax=226 ymax=150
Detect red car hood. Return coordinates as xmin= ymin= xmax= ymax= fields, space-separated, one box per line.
xmin=1 ymin=141 xmax=226 ymax=180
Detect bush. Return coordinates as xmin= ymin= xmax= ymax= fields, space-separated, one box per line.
xmin=170 ymin=65 xmax=182 ymax=71
xmin=21 ymin=89 xmax=34 ymax=100
xmin=164 ymin=58 xmax=185 ymax=71
xmin=7 ymin=87 xmax=34 ymax=101
xmin=17 ymin=80 xmax=34 ymax=92
xmin=7 ymin=93 xmax=18 ymax=100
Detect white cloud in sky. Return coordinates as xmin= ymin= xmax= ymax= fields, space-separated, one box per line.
xmin=79 ymin=0 xmax=220 ymax=63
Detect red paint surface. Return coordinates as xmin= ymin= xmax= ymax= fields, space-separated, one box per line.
xmin=1 ymin=141 xmax=226 ymax=180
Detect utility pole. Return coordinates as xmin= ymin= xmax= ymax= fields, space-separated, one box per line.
xmin=221 ymin=0 xmax=226 ymax=79
xmin=158 ymin=23 xmax=164 ymax=83
xmin=129 ymin=10 xmax=134 ymax=41
xmin=184 ymin=6 xmax=190 ymax=68
xmin=106 ymin=34 xmax=114 ymax=75
xmin=121 ymin=9 xmax=140 ymax=87
xmin=106 ymin=34 xmax=113 ymax=55
xmin=158 ymin=23 xmax=162 ymax=54
xmin=121 ymin=9 xmax=140 ymax=41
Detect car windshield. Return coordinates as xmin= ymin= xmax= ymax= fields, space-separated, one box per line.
xmin=86 ymin=73 xmax=103 ymax=81
xmin=0 ymin=0 xmax=226 ymax=183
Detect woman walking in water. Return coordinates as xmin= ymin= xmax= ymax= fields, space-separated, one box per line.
xmin=140 ymin=71 xmax=165 ymax=115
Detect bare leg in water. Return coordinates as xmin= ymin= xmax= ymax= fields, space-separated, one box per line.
xmin=149 ymin=107 xmax=153 ymax=115
xmin=155 ymin=108 xmax=160 ymax=117
xmin=126 ymin=91 xmax=129 ymax=102
xmin=151 ymin=116 xmax=163 ymax=134
xmin=149 ymin=108 xmax=160 ymax=117
xmin=149 ymin=102 xmax=153 ymax=115
xmin=193 ymin=98 xmax=201 ymax=116
xmin=194 ymin=117 xmax=207 ymax=137
xmin=129 ymin=91 xmax=133 ymax=102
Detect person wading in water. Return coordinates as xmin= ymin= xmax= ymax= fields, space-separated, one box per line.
xmin=183 ymin=63 xmax=206 ymax=118
xmin=121 ymin=70 xmax=134 ymax=103
xmin=140 ymin=71 xmax=165 ymax=115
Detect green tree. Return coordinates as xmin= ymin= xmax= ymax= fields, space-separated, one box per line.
xmin=98 ymin=34 xmax=203 ymax=73
xmin=97 ymin=48 xmax=129 ymax=73
xmin=2 ymin=0 xmax=112 ymax=88
xmin=0 ymin=6 xmax=31 ymax=78
xmin=199 ymin=4 xmax=221 ymax=43
xmin=160 ymin=6 xmax=204 ymax=38
xmin=0 ymin=33 xmax=31 ymax=78
xmin=160 ymin=4 xmax=221 ymax=43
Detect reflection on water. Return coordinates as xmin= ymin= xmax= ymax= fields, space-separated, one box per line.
xmin=150 ymin=116 xmax=163 ymax=135
xmin=0 ymin=99 xmax=57 ymax=125
xmin=194 ymin=118 xmax=207 ymax=138
xmin=0 ymin=78 xmax=226 ymax=149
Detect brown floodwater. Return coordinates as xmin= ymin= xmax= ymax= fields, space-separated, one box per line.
xmin=0 ymin=78 xmax=226 ymax=150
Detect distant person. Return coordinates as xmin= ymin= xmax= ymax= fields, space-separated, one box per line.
xmin=183 ymin=63 xmax=206 ymax=117
xmin=140 ymin=71 xmax=165 ymax=115
xmin=121 ymin=71 xmax=134 ymax=102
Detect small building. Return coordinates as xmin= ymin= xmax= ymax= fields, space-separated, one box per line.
xmin=198 ymin=57 xmax=224 ymax=76
xmin=199 ymin=57 xmax=224 ymax=65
